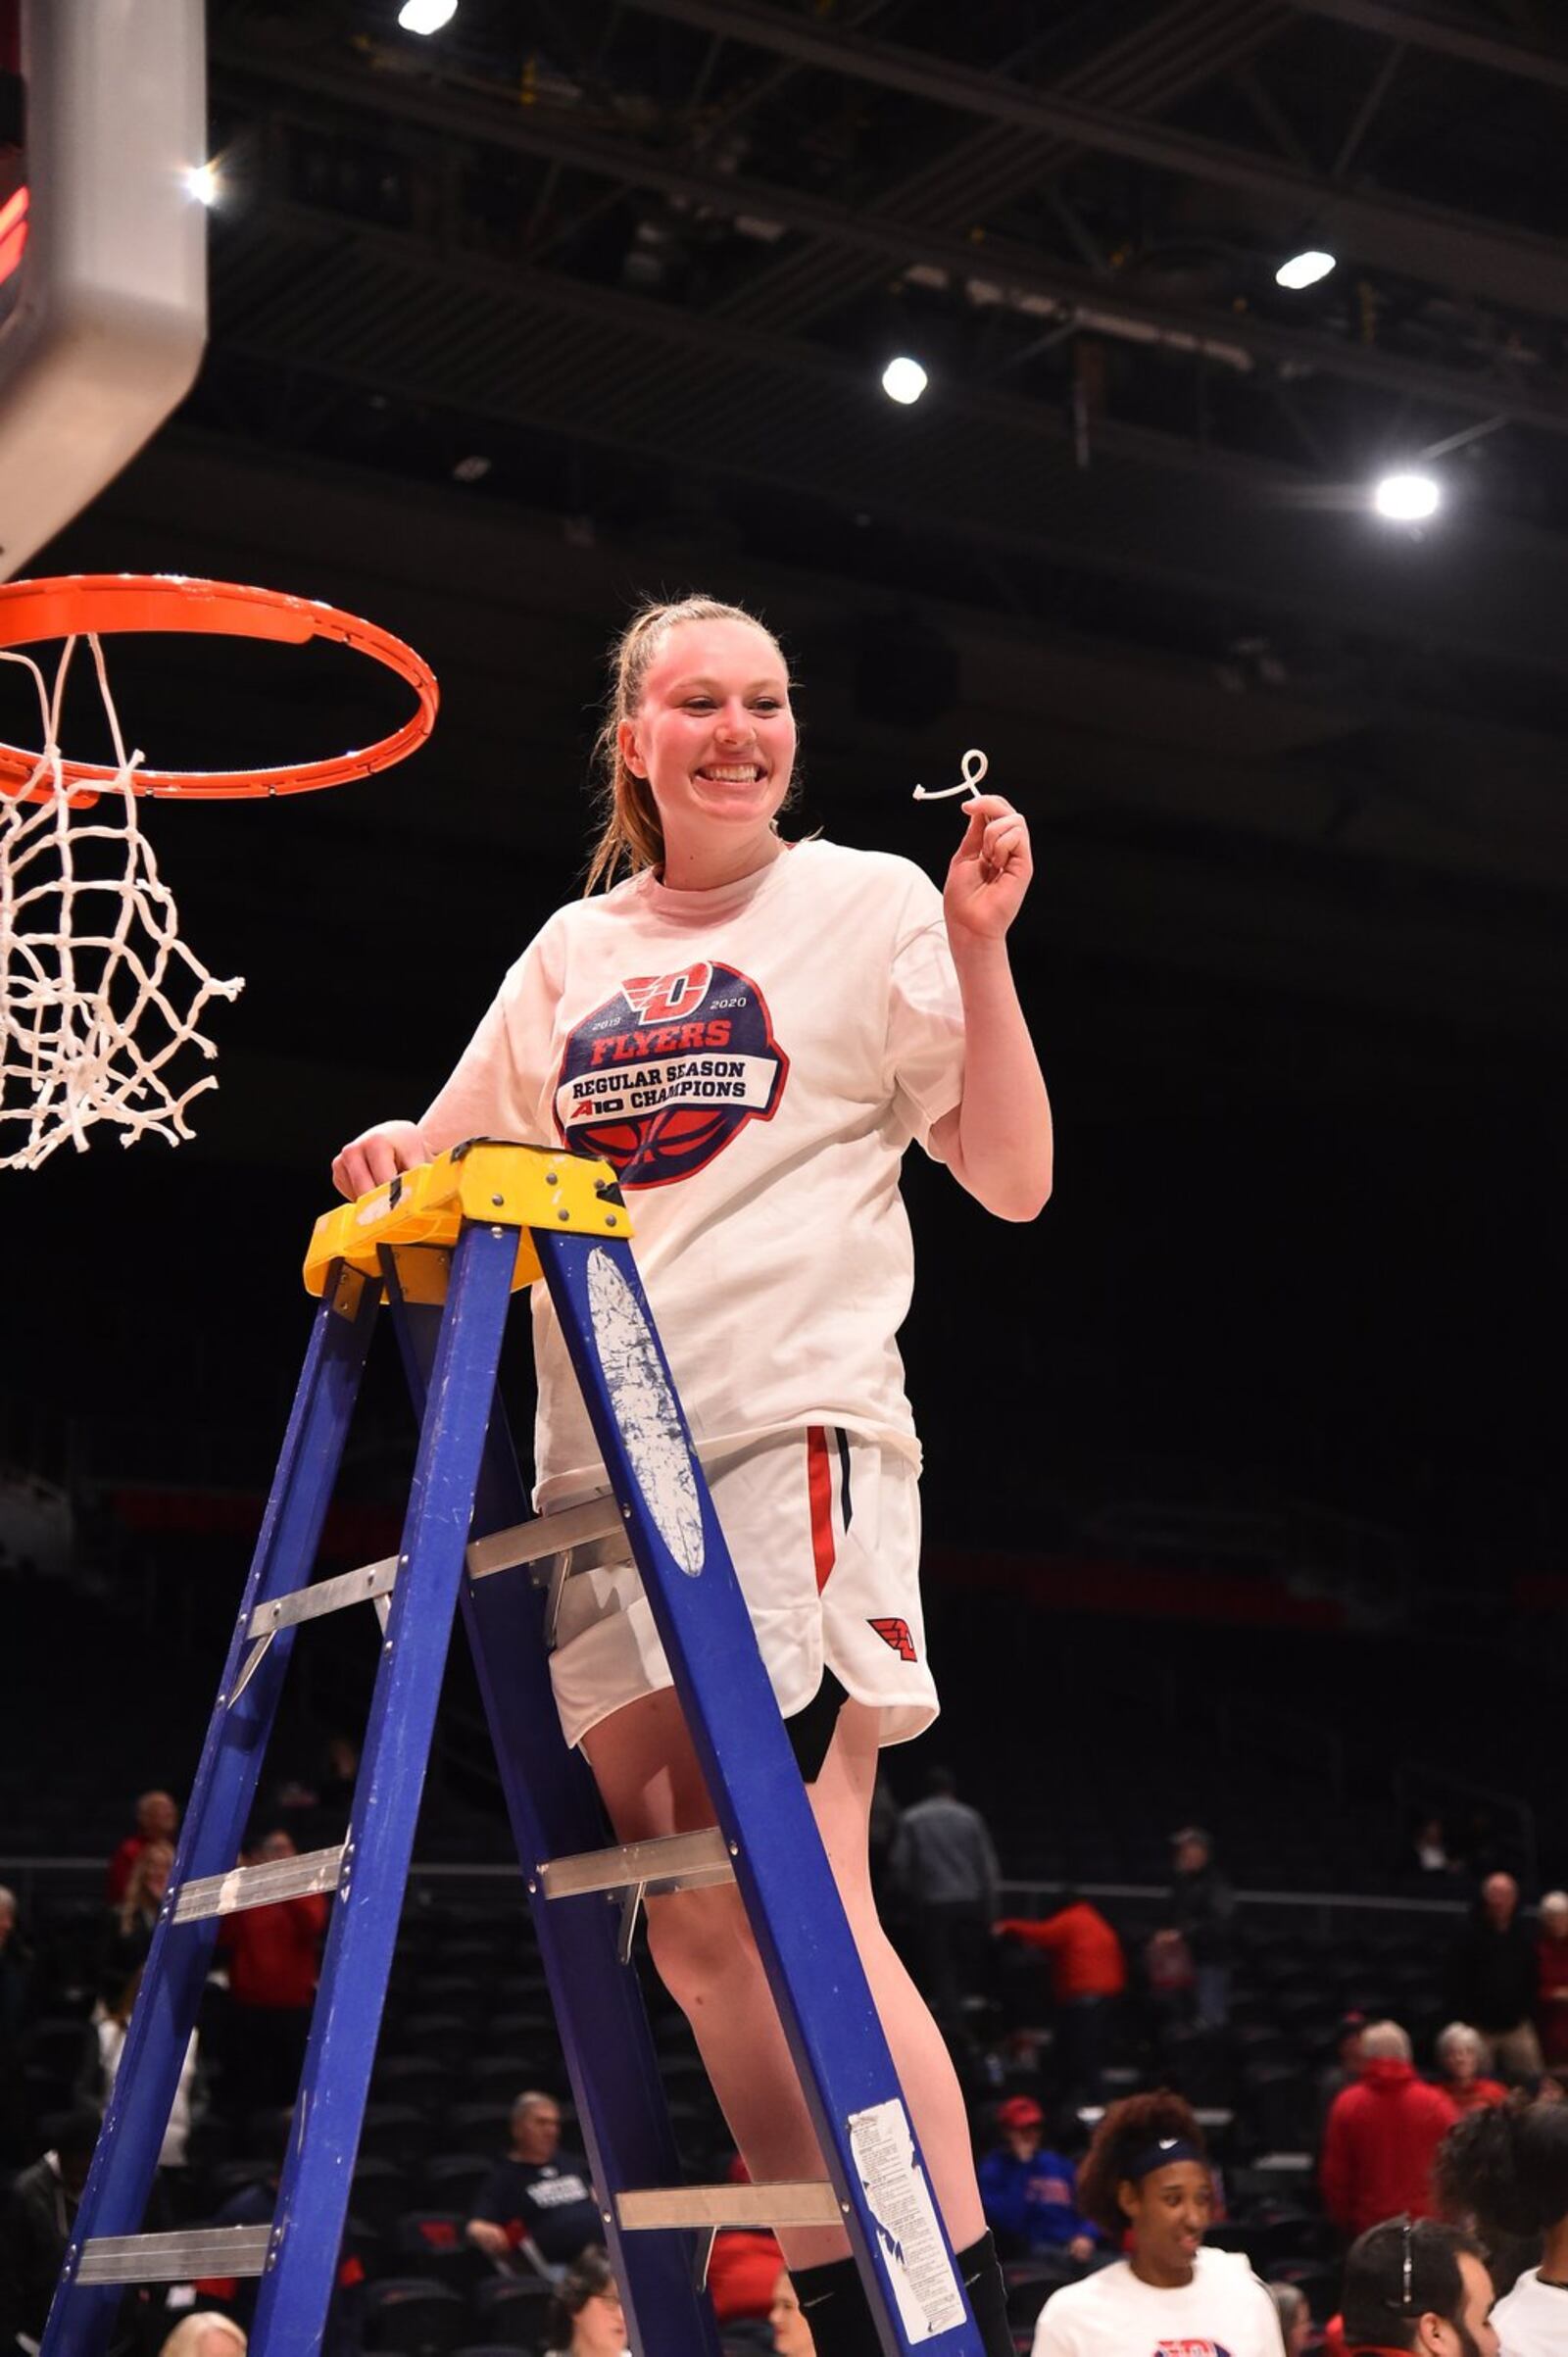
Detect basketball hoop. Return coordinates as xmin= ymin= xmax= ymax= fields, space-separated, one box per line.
xmin=0 ymin=572 xmax=439 ymax=1170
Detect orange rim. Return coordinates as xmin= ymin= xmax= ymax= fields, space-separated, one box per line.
xmin=0 ymin=573 xmax=439 ymax=799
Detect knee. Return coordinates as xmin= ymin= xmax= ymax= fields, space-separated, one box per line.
xmin=645 ymin=1886 xmax=762 ymax=2017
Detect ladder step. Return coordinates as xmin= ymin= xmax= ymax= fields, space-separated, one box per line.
xmin=619 ymin=2183 xmax=841 ymax=2233
xmin=246 ymin=1440 xmax=750 ymax=1638
xmin=172 ymin=1842 xmax=345 ymax=1924
xmin=539 ymin=1827 xmax=735 ymax=1901
xmin=247 ymin=1554 xmax=400 ymax=1636
xmin=76 ymin=2224 xmax=272 ymax=2284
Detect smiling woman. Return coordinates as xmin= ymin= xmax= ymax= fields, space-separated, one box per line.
xmin=1032 ymin=2092 xmax=1286 ymax=2357
xmin=331 ymin=588 xmax=1052 ymax=2355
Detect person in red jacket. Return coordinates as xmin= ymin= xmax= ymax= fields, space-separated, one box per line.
xmin=216 ymin=1827 xmax=328 ymax=2121
xmin=1320 ymin=2020 xmax=1457 ymax=2240
xmin=105 ymin=1790 xmax=179 ymax=1904
xmin=993 ymin=1892 xmax=1126 ymax=2102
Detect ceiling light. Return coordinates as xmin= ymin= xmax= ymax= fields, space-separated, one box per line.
xmin=184 ymin=162 xmax=220 ymax=207
xmin=881 ymin=355 xmax=928 ymax=406
xmin=452 ymin=454 xmax=491 ymax=483
xmin=1373 ymin=470 xmax=1441 ymax=522
xmin=398 ymin=0 xmax=458 ymax=31
xmin=1275 ymin=248 xmax=1336 ymax=290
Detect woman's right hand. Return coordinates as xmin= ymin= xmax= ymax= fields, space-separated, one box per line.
xmin=331 ymin=1118 xmax=431 ymax=1202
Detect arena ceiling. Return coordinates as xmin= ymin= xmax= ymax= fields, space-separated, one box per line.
xmin=36 ymin=0 xmax=1568 ymax=1141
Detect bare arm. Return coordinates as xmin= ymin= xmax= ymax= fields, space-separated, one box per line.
xmin=928 ymin=794 xmax=1052 ymax=1222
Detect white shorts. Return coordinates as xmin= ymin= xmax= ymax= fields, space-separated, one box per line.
xmin=546 ymin=1426 xmax=939 ymax=1754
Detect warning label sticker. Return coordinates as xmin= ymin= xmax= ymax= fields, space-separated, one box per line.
xmin=847 ymin=2098 xmax=966 ymax=2340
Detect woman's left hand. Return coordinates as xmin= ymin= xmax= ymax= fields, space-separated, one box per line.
xmin=944 ymin=793 xmax=1032 ymax=942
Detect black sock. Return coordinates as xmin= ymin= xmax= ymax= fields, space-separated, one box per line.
xmin=791 ymin=2233 xmax=1011 ymax=2357
xmin=790 ymin=2252 xmax=877 ymax=2357
xmin=956 ymin=2229 xmax=1013 ymax=2357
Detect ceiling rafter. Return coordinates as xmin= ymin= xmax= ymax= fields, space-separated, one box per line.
xmin=1283 ymin=0 xmax=1568 ymax=92
xmin=209 ymin=45 xmax=1568 ymax=442
xmin=608 ymin=0 xmax=1568 ymax=320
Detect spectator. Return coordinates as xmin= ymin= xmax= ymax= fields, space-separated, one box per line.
xmin=1437 ymin=2099 xmax=1568 ymax=2355
xmin=1411 ymin=1815 xmax=1456 ymax=1878
xmin=706 ymin=2156 xmax=783 ymax=2339
xmin=1536 ymin=1891 xmax=1568 ymax=2068
xmin=887 ymin=1767 xmax=1000 ymax=2034
xmin=976 ymin=2095 xmax=1097 ymax=2263
xmin=543 ymin=2248 xmax=628 ymax=2356
xmin=1318 ymin=2013 xmax=1369 ymax=2142
xmin=1338 ymin=2215 xmax=1496 ymax=2357
xmin=159 ymin=2317 xmax=246 ymax=2357
xmin=1267 ymin=2282 xmax=1311 ymax=2356
xmin=993 ymin=1893 xmax=1125 ymax=2102
xmin=1434 ymin=2024 xmax=1506 ymax=2117
xmin=216 ymin=1828 xmax=328 ymax=2118
xmin=78 ymin=1966 xmax=204 ymax=2176
xmin=102 ymin=1839 xmax=174 ymax=2004
xmin=0 ymin=1889 xmax=33 ymax=2171
xmin=1320 ymin=2020 xmax=1456 ymax=2240
xmin=106 ymin=1792 xmax=180 ymax=1905
xmin=769 ymin=2270 xmax=816 ymax=2356
xmin=0 ymin=1891 xmax=30 ymax=2045
xmin=190 ymin=2115 xmax=361 ymax=2357
xmin=1165 ymin=1827 xmax=1235 ymax=2030
xmin=1031 ymin=2090 xmax=1284 ymax=2355
xmin=0 ymin=2110 xmax=99 ymax=2354
xmin=1447 ymin=1874 xmax=1544 ymax=2083
xmin=466 ymin=2090 xmax=603 ymax=2279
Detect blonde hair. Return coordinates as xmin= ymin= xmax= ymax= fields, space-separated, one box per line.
xmin=158 ymin=2315 xmax=247 ymax=2357
xmin=118 ymin=1841 xmax=174 ymax=1936
xmin=583 ymin=595 xmax=789 ymax=896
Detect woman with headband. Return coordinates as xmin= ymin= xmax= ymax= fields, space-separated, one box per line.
xmin=1032 ymin=2091 xmax=1285 ymax=2354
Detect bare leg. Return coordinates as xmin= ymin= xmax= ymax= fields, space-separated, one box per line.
xmin=582 ymin=1687 xmax=985 ymax=2270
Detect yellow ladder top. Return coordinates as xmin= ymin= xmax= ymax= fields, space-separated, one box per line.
xmin=303 ymin=1139 xmax=631 ymax=1298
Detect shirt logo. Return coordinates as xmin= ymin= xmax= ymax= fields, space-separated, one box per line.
xmin=869 ymin=1616 xmax=917 ymax=1661
xmin=555 ymin=960 xmax=788 ymax=1189
xmin=1152 ymin=2342 xmax=1233 ymax=2355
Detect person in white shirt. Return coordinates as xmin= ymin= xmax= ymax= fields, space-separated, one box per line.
xmin=1031 ymin=2089 xmax=1285 ymax=2356
xmin=1438 ymin=2101 xmax=1568 ymax=2356
xmin=332 ymin=595 xmax=1052 ymax=2357
xmin=1339 ymin=2215 xmax=1498 ymax=2357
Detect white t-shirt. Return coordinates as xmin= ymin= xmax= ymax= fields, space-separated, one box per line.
xmin=421 ymin=839 xmax=965 ymax=1504
xmin=1493 ymin=2269 xmax=1568 ymax=2356
xmin=1031 ymin=2248 xmax=1287 ymax=2357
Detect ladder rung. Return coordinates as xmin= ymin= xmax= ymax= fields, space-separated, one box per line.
xmin=618 ymin=2183 xmax=841 ymax=2233
xmin=248 ymin=1554 xmax=400 ymax=1636
xmin=172 ymin=1843 xmax=345 ymax=1923
xmin=76 ymin=2224 xmax=273 ymax=2284
xmin=244 ymin=1440 xmax=749 ymax=1635
xmin=539 ymin=1827 xmax=735 ymax=1901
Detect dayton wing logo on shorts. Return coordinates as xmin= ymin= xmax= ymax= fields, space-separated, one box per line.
xmin=555 ymin=960 xmax=789 ymax=1189
xmin=869 ymin=1617 xmax=918 ymax=1661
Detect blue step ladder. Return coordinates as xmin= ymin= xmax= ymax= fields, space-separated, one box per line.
xmin=43 ymin=1140 xmax=982 ymax=2357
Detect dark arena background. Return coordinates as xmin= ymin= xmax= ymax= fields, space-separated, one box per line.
xmin=2 ymin=4 xmax=1566 ymax=2354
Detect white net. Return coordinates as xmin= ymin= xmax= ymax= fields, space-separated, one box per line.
xmin=0 ymin=634 xmax=244 ymax=1170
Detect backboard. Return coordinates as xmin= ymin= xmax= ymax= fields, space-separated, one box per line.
xmin=0 ymin=0 xmax=208 ymax=579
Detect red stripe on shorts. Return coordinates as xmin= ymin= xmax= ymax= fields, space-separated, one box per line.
xmin=807 ymin=1425 xmax=836 ymax=1593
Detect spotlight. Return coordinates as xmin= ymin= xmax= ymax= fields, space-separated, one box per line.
xmin=1275 ymin=249 xmax=1336 ymax=290
xmin=398 ymin=0 xmax=458 ymax=31
xmin=1373 ymin=471 xmax=1441 ymax=522
xmin=183 ymin=162 xmax=220 ymax=207
xmin=451 ymin=454 xmax=491 ymax=483
xmin=880 ymin=355 xmax=928 ymax=406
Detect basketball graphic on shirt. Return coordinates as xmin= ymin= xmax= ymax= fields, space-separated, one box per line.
xmin=554 ymin=960 xmax=789 ymax=1189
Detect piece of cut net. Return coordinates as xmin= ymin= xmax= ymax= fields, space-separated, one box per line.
xmin=0 ymin=634 xmax=244 ymax=1170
